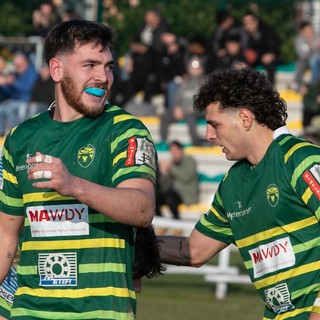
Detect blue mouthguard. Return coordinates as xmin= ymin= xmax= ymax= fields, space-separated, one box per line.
xmin=84 ymin=87 xmax=105 ymax=97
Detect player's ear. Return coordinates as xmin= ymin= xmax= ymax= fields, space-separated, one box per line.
xmin=49 ymin=58 xmax=62 ymax=82
xmin=239 ymin=108 xmax=255 ymax=130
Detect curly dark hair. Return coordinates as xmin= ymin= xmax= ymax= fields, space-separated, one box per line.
xmin=133 ymin=225 xmax=166 ymax=279
xmin=44 ymin=19 xmax=117 ymax=64
xmin=193 ymin=67 xmax=287 ymax=130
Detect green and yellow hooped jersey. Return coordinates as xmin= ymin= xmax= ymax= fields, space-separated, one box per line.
xmin=0 ymin=104 xmax=157 ymax=320
xmin=196 ymin=133 xmax=320 ymax=320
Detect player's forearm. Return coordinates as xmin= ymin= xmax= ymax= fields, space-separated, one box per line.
xmin=71 ymin=177 xmax=155 ymax=227
xmin=158 ymin=235 xmax=194 ymax=266
xmin=0 ymin=213 xmax=23 ymax=284
xmin=0 ymin=232 xmax=18 ymax=284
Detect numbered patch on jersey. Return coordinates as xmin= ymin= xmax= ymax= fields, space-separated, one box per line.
xmin=303 ymin=166 xmax=320 ymax=200
xmin=125 ymin=137 xmax=156 ymax=170
xmin=38 ymin=252 xmax=77 ymax=287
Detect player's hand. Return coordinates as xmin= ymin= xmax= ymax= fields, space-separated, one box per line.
xmin=27 ymin=152 xmax=76 ymax=196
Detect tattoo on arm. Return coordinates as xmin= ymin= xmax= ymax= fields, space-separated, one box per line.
xmin=179 ymin=240 xmax=183 ymax=252
xmin=7 ymin=252 xmax=13 ymax=259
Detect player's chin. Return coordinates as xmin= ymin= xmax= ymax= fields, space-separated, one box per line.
xmin=83 ymin=105 xmax=105 ymax=118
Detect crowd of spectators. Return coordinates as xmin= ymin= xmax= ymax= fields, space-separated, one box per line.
xmin=108 ymin=7 xmax=284 ymax=146
xmin=0 ymin=2 xmax=319 ymax=144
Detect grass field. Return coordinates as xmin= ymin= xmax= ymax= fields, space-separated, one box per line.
xmin=136 ymin=249 xmax=265 ymax=320
xmin=136 ymin=274 xmax=264 ymax=320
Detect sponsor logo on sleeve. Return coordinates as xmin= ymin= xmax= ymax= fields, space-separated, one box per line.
xmin=303 ymin=166 xmax=320 ymax=200
xmin=38 ymin=252 xmax=77 ymax=286
xmin=125 ymin=137 xmax=156 ymax=170
xmin=249 ymin=237 xmax=295 ymax=278
xmin=264 ymin=283 xmax=294 ymax=314
xmin=27 ymin=204 xmax=89 ymax=237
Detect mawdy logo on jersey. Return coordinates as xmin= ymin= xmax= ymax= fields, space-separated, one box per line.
xmin=264 ymin=283 xmax=294 ymax=314
xmin=77 ymin=144 xmax=95 ymax=168
xmin=27 ymin=204 xmax=89 ymax=237
xmin=38 ymin=252 xmax=77 ymax=286
xmin=125 ymin=137 xmax=156 ymax=170
xmin=249 ymin=237 xmax=295 ymax=278
xmin=266 ymin=184 xmax=279 ymax=207
xmin=303 ymin=165 xmax=320 ymax=200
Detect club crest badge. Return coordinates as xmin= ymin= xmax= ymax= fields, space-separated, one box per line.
xmin=266 ymin=184 xmax=279 ymax=207
xmin=77 ymin=144 xmax=95 ymax=168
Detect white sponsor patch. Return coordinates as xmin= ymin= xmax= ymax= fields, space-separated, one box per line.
xmin=249 ymin=237 xmax=295 ymax=278
xmin=135 ymin=137 xmax=156 ymax=169
xmin=27 ymin=204 xmax=89 ymax=237
xmin=38 ymin=252 xmax=77 ymax=286
xmin=314 ymin=298 xmax=320 ymax=307
xmin=310 ymin=164 xmax=320 ymax=183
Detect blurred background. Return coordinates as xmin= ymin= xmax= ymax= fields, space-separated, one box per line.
xmin=0 ymin=1 xmax=320 ymax=319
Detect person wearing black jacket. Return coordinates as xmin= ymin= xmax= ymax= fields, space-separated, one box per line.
xmin=242 ymin=11 xmax=281 ymax=84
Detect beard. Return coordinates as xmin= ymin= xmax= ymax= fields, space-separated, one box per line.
xmin=61 ymin=75 xmax=105 ymax=118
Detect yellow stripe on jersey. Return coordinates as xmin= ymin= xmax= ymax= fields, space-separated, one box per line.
xmin=110 ymin=128 xmax=151 ymax=153
xmin=2 ymin=146 xmax=14 ymax=167
xmin=79 ymin=263 xmax=126 ymax=273
xmin=199 ymin=214 xmax=233 ymax=236
xmin=21 ymin=238 xmax=125 ymax=251
xmin=236 ymin=216 xmax=318 ymax=248
xmin=284 ymin=142 xmax=312 ymax=163
xmin=302 ymin=187 xmax=314 ymax=204
xmin=23 ymin=192 xmax=74 ymax=203
xmin=113 ymin=150 xmax=127 ymax=166
xmin=18 ymin=263 xmax=126 ymax=275
xmin=262 ymin=306 xmax=313 ymax=320
xmin=11 ymin=307 xmax=135 ymax=320
xmin=209 ymin=205 xmax=228 ymax=223
xmin=2 ymin=169 xmax=18 ymax=184
xmin=112 ymin=166 xmax=155 ymax=184
xmin=0 ymin=191 xmax=23 ymax=208
xmin=15 ymin=286 xmax=135 ymax=299
xmin=253 ymin=261 xmax=320 ymax=290
xmin=114 ymin=114 xmax=136 ymax=124
xmin=291 ymin=155 xmax=320 ymax=188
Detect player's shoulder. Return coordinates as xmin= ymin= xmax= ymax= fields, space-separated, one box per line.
xmin=275 ymin=133 xmax=320 ymax=157
xmin=103 ymin=103 xmax=149 ymax=129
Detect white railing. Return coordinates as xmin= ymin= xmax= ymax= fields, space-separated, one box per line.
xmin=153 ymin=216 xmax=251 ymax=300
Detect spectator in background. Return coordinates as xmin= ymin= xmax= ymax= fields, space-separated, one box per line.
xmin=212 ymin=34 xmax=249 ymax=71
xmin=207 ymin=10 xmax=247 ymax=73
xmin=300 ymin=78 xmax=320 ymax=128
xmin=29 ymin=1 xmax=61 ymax=38
xmin=160 ymin=32 xmax=188 ymax=110
xmin=156 ymin=140 xmax=199 ymax=220
xmin=0 ymin=55 xmax=14 ymax=103
xmin=300 ymin=115 xmax=320 ymax=146
xmin=116 ymin=7 xmax=168 ymax=108
xmin=0 ymin=52 xmax=38 ymax=136
xmin=290 ymin=21 xmax=320 ymax=92
xmin=160 ymin=55 xmax=206 ymax=146
xmin=242 ymin=10 xmax=281 ymax=84
xmin=28 ymin=63 xmax=55 ymax=117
